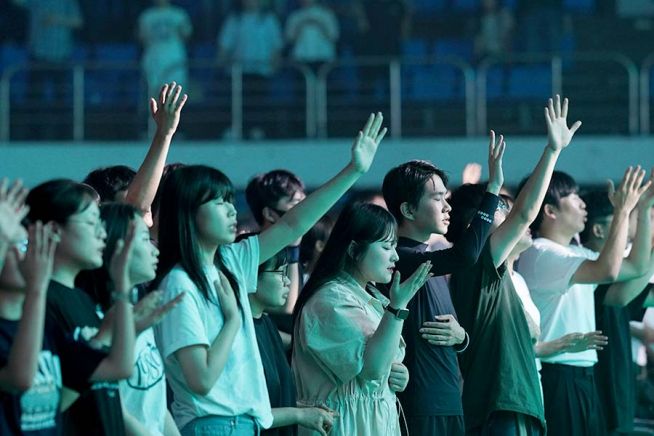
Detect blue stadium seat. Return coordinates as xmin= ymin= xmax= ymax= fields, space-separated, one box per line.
xmin=87 ymin=43 xmax=141 ymax=106
xmin=402 ymin=38 xmax=428 ymax=58
xmin=0 ymin=44 xmax=28 ymax=105
xmin=433 ymin=38 xmax=474 ymax=62
xmin=508 ymin=65 xmax=551 ymax=98
xmin=412 ymin=0 xmax=447 ymax=14
xmin=451 ymin=0 xmax=479 ymax=12
xmin=564 ymin=0 xmax=595 ymax=13
xmin=404 ymin=65 xmax=460 ymax=102
xmin=328 ymin=46 xmax=359 ymax=104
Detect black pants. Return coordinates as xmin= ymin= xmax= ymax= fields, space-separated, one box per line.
xmin=467 ymin=411 xmax=544 ymax=436
xmin=403 ymin=415 xmax=465 ymax=436
xmin=541 ymin=362 xmax=606 ymax=436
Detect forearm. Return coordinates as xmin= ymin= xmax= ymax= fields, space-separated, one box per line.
xmin=125 ymin=130 xmax=173 ymax=213
xmin=270 ymin=407 xmax=302 ymax=429
xmin=124 ymin=409 xmax=152 ymax=436
xmin=619 ymin=208 xmax=652 ymax=280
xmin=0 ymin=291 xmax=47 ymax=392
xmin=360 ymin=313 xmax=403 ymax=380
xmin=102 ymin=299 xmax=135 ymax=380
xmin=204 ymin=319 xmax=240 ymax=388
xmin=163 ymin=410 xmax=181 ymax=436
xmin=534 ymin=339 xmax=565 ymax=358
xmin=596 ymin=209 xmax=630 ymax=282
xmin=512 ymin=146 xmax=561 ymax=223
xmin=605 ymin=251 xmax=654 ymax=306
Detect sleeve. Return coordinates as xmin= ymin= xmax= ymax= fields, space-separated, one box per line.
xmin=154 ymin=272 xmax=212 ymax=360
xmin=399 ymin=192 xmax=499 ymax=276
xmin=520 ymin=245 xmax=588 ymax=295
xmin=300 ymin=290 xmax=377 ymax=385
xmin=220 ymin=236 xmax=260 ymax=296
xmin=50 ymin=323 xmax=107 ymax=392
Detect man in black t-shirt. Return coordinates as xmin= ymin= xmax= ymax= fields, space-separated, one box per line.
xmin=382 ymin=154 xmax=503 ymax=435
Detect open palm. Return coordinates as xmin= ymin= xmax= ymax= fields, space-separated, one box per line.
xmin=545 ymin=95 xmax=582 ymax=151
xmin=351 ymin=112 xmax=387 ymax=173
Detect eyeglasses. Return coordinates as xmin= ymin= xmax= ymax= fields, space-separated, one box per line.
xmin=261 ymin=265 xmax=289 ymax=278
xmin=68 ymin=219 xmax=105 ymax=234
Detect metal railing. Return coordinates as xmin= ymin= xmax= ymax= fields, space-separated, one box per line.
xmin=2 ymin=51 xmax=654 ymax=141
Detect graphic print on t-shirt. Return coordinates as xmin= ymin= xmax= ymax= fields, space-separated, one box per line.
xmin=20 ymin=350 xmax=62 ymax=431
xmin=127 ymin=341 xmax=164 ymax=391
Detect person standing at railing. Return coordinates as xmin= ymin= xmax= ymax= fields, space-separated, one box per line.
xmin=138 ymin=0 xmax=192 ymax=100
xmin=218 ymin=0 xmax=283 ymax=140
xmin=11 ymin=0 xmax=83 ymax=140
xmin=285 ymin=0 xmax=339 ymax=73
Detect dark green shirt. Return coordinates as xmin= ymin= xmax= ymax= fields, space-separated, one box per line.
xmin=450 ymin=243 xmax=545 ymax=431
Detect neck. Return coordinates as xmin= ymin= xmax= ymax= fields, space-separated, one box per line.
xmin=397 ymin=224 xmax=432 ymax=245
xmin=344 ymin=264 xmax=368 ymax=289
xmin=506 ymin=253 xmax=517 ymax=273
xmin=249 ymin=294 xmax=265 ymax=319
xmin=197 ymin=240 xmax=219 ymax=267
xmin=51 ymin=260 xmax=81 ymax=288
xmin=0 ymin=290 xmax=25 ymax=321
xmin=584 ymin=238 xmax=603 ymax=252
xmin=538 ymin=224 xmax=574 ymax=247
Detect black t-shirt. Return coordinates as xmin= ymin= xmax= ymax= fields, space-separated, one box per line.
xmin=45 ymin=280 xmax=126 ymax=436
xmin=594 ymin=282 xmax=652 ymax=432
xmin=0 ymin=317 xmax=106 ymax=435
xmin=254 ymin=314 xmax=297 ymax=436
xmin=394 ymin=192 xmax=499 ymax=417
xmin=449 ymin=243 xmax=545 ymax=431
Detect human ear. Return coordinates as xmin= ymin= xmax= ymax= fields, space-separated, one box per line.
xmin=400 ymin=202 xmax=415 ymax=221
xmin=262 ymin=207 xmax=278 ymax=224
xmin=543 ymin=204 xmax=557 ymax=220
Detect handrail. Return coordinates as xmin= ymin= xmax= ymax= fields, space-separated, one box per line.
xmin=639 ymin=51 xmax=654 ymax=134
xmin=477 ymin=51 xmax=639 ymax=135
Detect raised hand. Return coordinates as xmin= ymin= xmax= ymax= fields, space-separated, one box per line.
xmin=544 ymin=94 xmax=582 ymax=151
xmin=297 ymin=407 xmax=336 ymax=436
xmin=214 ymin=271 xmax=240 ymax=323
xmin=608 ymin=166 xmax=652 ymax=215
xmin=388 ymin=362 xmax=409 ymax=392
xmin=487 ymin=130 xmax=506 ymax=194
xmin=20 ymin=222 xmax=59 ymax=294
xmin=0 ymin=179 xmax=29 ymax=245
xmin=558 ymin=331 xmax=608 ymax=353
xmin=134 ymin=290 xmax=185 ymax=334
xmin=149 ymin=82 xmax=188 ymax=137
xmin=388 ymin=261 xmax=432 ymax=309
xmin=109 ymin=221 xmax=137 ymax=295
xmin=419 ymin=314 xmax=466 ymax=347
xmin=350 ymin=112 xmax=387 ymax=174
xmin=462 ymin=162 xmax=482 ymax=185
xmin=637 ymin=167 xmax=654 ymax=209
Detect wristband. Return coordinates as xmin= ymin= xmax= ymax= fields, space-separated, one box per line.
xmin=286 ymin=245 xmax=300 ymax=264
xmin=454 ymin=332 xmax=470 ymax=353
xmin=476 ymin=192 xmax=500 ymax=224
xmin=111 ymin=288 xmax=138 ymax=305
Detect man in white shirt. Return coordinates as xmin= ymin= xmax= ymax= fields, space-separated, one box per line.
xmin=518 ymin=167 xmax=651 ymax=436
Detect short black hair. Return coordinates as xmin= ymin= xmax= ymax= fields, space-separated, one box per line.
xmin=83 ymin=165 xmax=136 ymax=203
xmin=26 ymin=179 xmax=99 ymax=225
xmin=579 ymin=190 xmax=613 ymax=244
xmin=245 ymin=170 xmax=305 ymax=225
xmin=382 ymin=160 xmax=449 ymax=225
xmin=518 ymin=170 xmax=578 ymax=233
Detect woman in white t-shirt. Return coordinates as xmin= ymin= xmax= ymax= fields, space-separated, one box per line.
xmin=152 ymin=113 xmax=388 ymax=435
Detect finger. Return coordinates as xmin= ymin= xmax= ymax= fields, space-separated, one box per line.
xmin=562 ymin=97 xmax=569 ymax=118
xmin=375 ymin=127 xmax=387 ymax=144
xmin=390 ymin=269 xmax=401 ymax=291
xmin=494 ymin=134 xmax=504 ymax=159
xmin=176 ymin=93 xmax=188 ymax=113
xmin=112 ymin=239 xmax=125 ymax=263
xmin=495 ymin=138 xmax=506 ymax=161
xmin=149 ymin=98 xmax=157 ymax=118
xmin=607 ymin=179 xmax=615 ymax=198
xmin=165 ymin=81 xmax=177 ymax=101
xmin=13 ymin=187 xmax=28 ymax=210
xmin=16 ymin=204 xmax=29 ymax=223
xmin=361 ymin=113 xmax=374 ymax=137
xmin=26 ymin=223 xmax=37 ymax=257
xmin=0 ymin=178 xmax=7 ymax=200
xmin=569 ymin=120 xmax=582 ymax=136
xmin=159 ymin=83 xmax=169 ymax=104
xmin=620 ymin=166 xmax=633 ymax=191
xmin=6 ymin=180 xmax=22 ymax=204
xmin=170 ymin=85 xmax=183 ymax=107
xmin=547 ymin=97 xmax=555 ymax=121
xmin=555 ymin=94 xmax=561 ymax=117
xmin=488 ymin=130 xmax=495 ymax=157
xmin=631 ymin=166 xmax=644 ymax=191
xmin=639 ymin=180 xmax=653 ymax=196
xmin=46 ymin=224 xmax=59 ymax=259
xmin=544 ymin=107 xmax=552 ymax=126
xmin=369 ymin=112 xmax=383 ymax=138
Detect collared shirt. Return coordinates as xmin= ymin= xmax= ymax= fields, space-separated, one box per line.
xmin=518 ymin=237 xmax=599 ymax=366
xmin=292 ymin=273 xmax=404 ymax=436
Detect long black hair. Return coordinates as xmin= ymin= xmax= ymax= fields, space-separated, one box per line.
xmin=293 ymin=202 xmax=397 ymax=326
xmin=152 ymin=165 xmax=240 ymax=305
xmin=25 ymin=179 xmax=99 ymax=225
xmin=77 ymin=202 xmax=141 ymax=311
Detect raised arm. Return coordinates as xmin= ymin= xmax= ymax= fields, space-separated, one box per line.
xmin=124 ymin=83 xmax=187 ymax=224
xmin=90 ymin=224 xmax=136 ymax=381
xmin=573 ymin=167 xmax=651 ymax=285
xmin=174 ymin=272 xmax=240 ymax=395
xmin=0 ymin=179 xmax=29 ymax=273
xmin=0 ymin=223 xmax=58 ymax=393
xmin=258 ymin=113 xmax=387 ymax=264
xmin=491 ymin=95 xmax=582 ymax=267
xmin=614 ymin=169 xmax=654 ymax=282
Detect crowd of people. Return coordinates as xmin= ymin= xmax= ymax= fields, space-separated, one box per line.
xmin=1 ymin=81 xmax=653 ymax=436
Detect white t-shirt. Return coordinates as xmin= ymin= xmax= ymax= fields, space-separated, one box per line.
xmin=218 ymin=12 xmax=283 ymax=76
xmin=119 ymin=328 xmax=166 ymax=436
xmin=518 ymin=237 xmax=599 ymax=367
xmin=154 ymin=236 xmax=273 ymax=430
xmin=285 ymin=5 xmax=338 ymax=62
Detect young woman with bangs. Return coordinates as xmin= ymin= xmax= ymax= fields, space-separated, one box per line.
xmin=153 ymin=114 xmax=387 ymax=435
xmin=291 ymin=202 xmax=432 ymax=436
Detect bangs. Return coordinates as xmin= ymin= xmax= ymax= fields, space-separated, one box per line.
xmin=550 ymin=171 xmax=579 ymax=202
xmin=360 ymin=203 xmax=397 ymax=244
xmin=199 ymin=169 xmax=235 ymax=204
